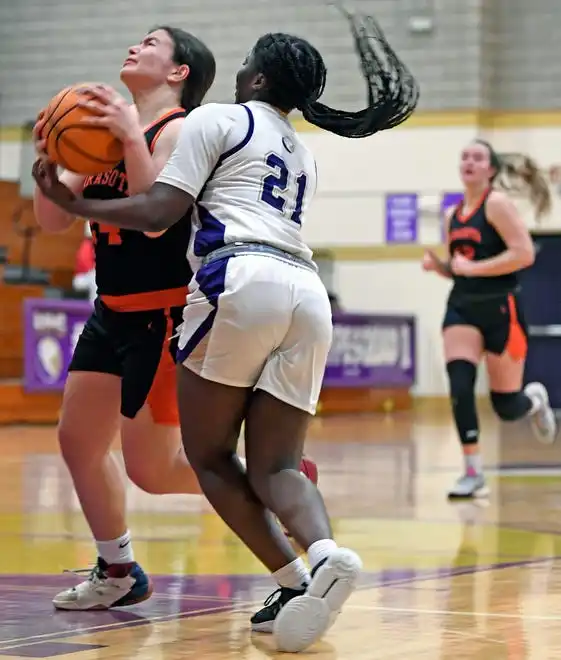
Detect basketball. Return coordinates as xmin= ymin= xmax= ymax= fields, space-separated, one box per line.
xmin=42 ymin=83 xmax=124 ymax=175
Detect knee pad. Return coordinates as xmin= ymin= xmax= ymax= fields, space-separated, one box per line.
xmin=446 ymin=360 xmax=477 ymax=400
xmin=447 ymin=360 xmax=479 ymax=445
xmin=490 ymin=391 xmax=530 ymax=422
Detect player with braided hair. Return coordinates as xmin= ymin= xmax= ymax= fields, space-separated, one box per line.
xmin=33 ymin=8 xmax=419 ymax=651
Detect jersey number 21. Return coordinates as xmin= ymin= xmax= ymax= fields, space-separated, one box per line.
xmin=260 ymin=153 xmax=307 ymax=225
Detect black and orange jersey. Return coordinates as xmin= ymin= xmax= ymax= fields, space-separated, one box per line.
xmin=82 ymin=108 xmax=192 ymax=311
xmin=448 ymin=188 xmax=519 ymax=299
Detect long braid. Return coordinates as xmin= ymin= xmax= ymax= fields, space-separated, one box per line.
xmin=250 ymin=8 xmax=419 ymax=139
xmin=302 ymin=11 xmax=419 ymax=137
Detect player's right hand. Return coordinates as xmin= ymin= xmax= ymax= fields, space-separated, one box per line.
xmin=32 ymin=110 xmax=49 ymax=161
xmin=422 ymin=249 xmax=438 ymax=271
xmin=32 ymin=159 xmax=76 ymax=209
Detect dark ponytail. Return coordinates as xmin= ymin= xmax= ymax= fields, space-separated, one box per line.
xmin=152 ymin=26 xmax=216 ymax=113
xmin=475 ymin=140 xmax=552 ymax=219
xmin=303 ymin=8 xmax=420 ymax=138
xmin=249 ymin=8 xmax=419 ymax=139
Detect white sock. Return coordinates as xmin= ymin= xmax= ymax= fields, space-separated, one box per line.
xmin=308 ymin=539 xmax=338 ymax=570
xmin=96 ymin=530 xmax=135 ymax=565
xmin=273 ymin=558 xmax=310 ymax=590
xmin=464 ymin=452 xmax=482 ymax=476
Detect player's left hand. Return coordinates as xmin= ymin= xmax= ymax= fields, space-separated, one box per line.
xmin=450 ymin=252 xmax=474 ymax=276
xmin=77 ymin=84 xmax=143 ymax=144
xmin=32 ymin=159 xmax=78 ymax=211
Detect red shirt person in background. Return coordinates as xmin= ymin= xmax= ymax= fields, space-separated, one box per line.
xmin=73 ymin=224 xmax=96 ymax=302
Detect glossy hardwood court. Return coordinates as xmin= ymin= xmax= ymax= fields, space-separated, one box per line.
xmin=1 ymin=406 xmax=561 ymax=659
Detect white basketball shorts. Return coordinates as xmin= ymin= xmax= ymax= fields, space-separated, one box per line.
xmin=176 ymin=253 xmax=332 ymax=414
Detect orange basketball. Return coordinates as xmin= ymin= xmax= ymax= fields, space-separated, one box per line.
xmin=42 ymin=83 xmax=124 ymax=175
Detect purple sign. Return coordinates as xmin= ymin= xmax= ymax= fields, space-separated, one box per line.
xmin=23 ymin=298 xmax=92 ymax=392
xmin=323 ymin=314 xmax=416 ymax=388
xmin=440 ymin=192 xmax=464 ymax=241
xmin=385 ymin=193 xmax=418 ymax=244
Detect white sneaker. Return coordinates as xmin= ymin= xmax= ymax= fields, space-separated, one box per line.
xmin=273 ymin=548 xmax=362 ymax=653
xmin=447 ymin=473 xmax=489 ymax=499
xmin=525 ymin=382 xmax=557 ymax=444
xmin=52 ymin=558 xmax=153 ymax=610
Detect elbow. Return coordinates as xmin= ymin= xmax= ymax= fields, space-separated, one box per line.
xmin=33 ymin=192 xmax=74 ymax=234
xmin=135 ymin=198 xmax=172 ymax=232
xmin=140 ymin=186 xmax=191 ymax=232
xmin=144 ymin=201 xmax=188 ymax=233
xmin=517 ymin=246 xmax=535 ymax=269
xmin=33 ymin=210 xmax=72 ymax=234
xmin=145 ymin=215 xmax=172 ymax=233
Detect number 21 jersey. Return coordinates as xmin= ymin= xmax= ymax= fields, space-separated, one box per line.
xmin=156 ymin=100 xmax=317 ymax=272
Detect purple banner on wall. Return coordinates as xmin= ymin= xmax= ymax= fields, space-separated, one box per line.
xmin=385 ymin=193 xmax=418 ymax=244
xmin=324 ymin=314 xmax=416 ymax=388
xmin=440 ymin=192 xmax=464 ymax=241
xmin=23 ymin=298 xmax=92 ymax=392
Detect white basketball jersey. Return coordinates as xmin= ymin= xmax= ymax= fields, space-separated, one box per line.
xmin=157 ymin=101 xmax=317 ymax=271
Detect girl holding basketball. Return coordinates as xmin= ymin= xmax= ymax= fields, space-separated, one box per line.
xmin=34 ymin=9 xmax=419 ymax=650
xmin=35 ymin=26 xmax=320 ymax=612
xmin=423 ymin=141 xmax=556 ymax=500
xmin=33 ymin=26 xmax=218 ymax=611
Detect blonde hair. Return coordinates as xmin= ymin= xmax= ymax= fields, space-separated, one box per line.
xmin=475 ymin=141 xmax=552 ymax=219
xmin=498 ymin=152 xmax=552 ymax=219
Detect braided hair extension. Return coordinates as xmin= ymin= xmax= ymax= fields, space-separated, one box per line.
xmin=249 ymin=34 xmax=326 ymax=113
xmin=250 ymin=7 xmax=419 ymax=138
xmin=304 ymin=8 xmax=420 ymax=137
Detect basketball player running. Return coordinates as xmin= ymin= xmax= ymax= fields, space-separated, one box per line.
xmin=423 ymin=141 xmax=556 ymax=499
xmin=33 ymin=11 xmax=419 ymax=652
xmin=32 ymin=27 xmax=216 ymax=610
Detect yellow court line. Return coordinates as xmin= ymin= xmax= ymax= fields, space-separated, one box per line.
xmin=2 ymin=109 xmax=561 ymax=142
xmin=292 ymin=109 xmax=561 ymax=131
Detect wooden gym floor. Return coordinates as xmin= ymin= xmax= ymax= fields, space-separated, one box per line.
xmin=1 ymin=407 xmax=561 ymax=659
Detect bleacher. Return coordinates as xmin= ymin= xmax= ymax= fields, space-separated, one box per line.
xmin=0 ymin=180 xmax=84 ymax=423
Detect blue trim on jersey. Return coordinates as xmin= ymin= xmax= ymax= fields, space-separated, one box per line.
xmin=218 ymin=104 xmax=255 ymax=164
xmin=176 ymin=257 xmax=230 ymax=363
xmin=197 ymin=105 xmax=255 ymax=200
xmin=192 ymin=105 xmax=256 ymax=258
xmin=193 ymin=204 xmax=227 ymax=257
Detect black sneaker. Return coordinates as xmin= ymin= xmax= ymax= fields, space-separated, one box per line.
xmin=251 ymin=586 xmax=306 ymax=633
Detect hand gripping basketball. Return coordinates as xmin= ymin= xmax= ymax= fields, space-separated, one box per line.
xmin=41 ymin=83 xmax=125 ymax=175
xmin=32 ymin=112 xmax=46 ymax=156
xmin=76 ymin=84 xmax=143 ymax=144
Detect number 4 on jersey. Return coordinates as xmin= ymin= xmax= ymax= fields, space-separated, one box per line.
xmin=261 ymin=153 xmax=308 ymax=225
xmin=91 ymin=223 xmax=122 ymax=246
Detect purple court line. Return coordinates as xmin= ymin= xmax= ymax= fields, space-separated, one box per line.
xmin=0 ymin=604 xmax=234 ymax=652
xmin=2 ymin=558 xmax=557 ymax=652
xmin=0 ymin=585 xmax=235 ymax=603
xmin=0 ymin=641 xmax=106 ymax=658
xmin=0 ymin=577 xmax=243 ymax=602
xmin=373 ymin=555 xmax=561 ymax=590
